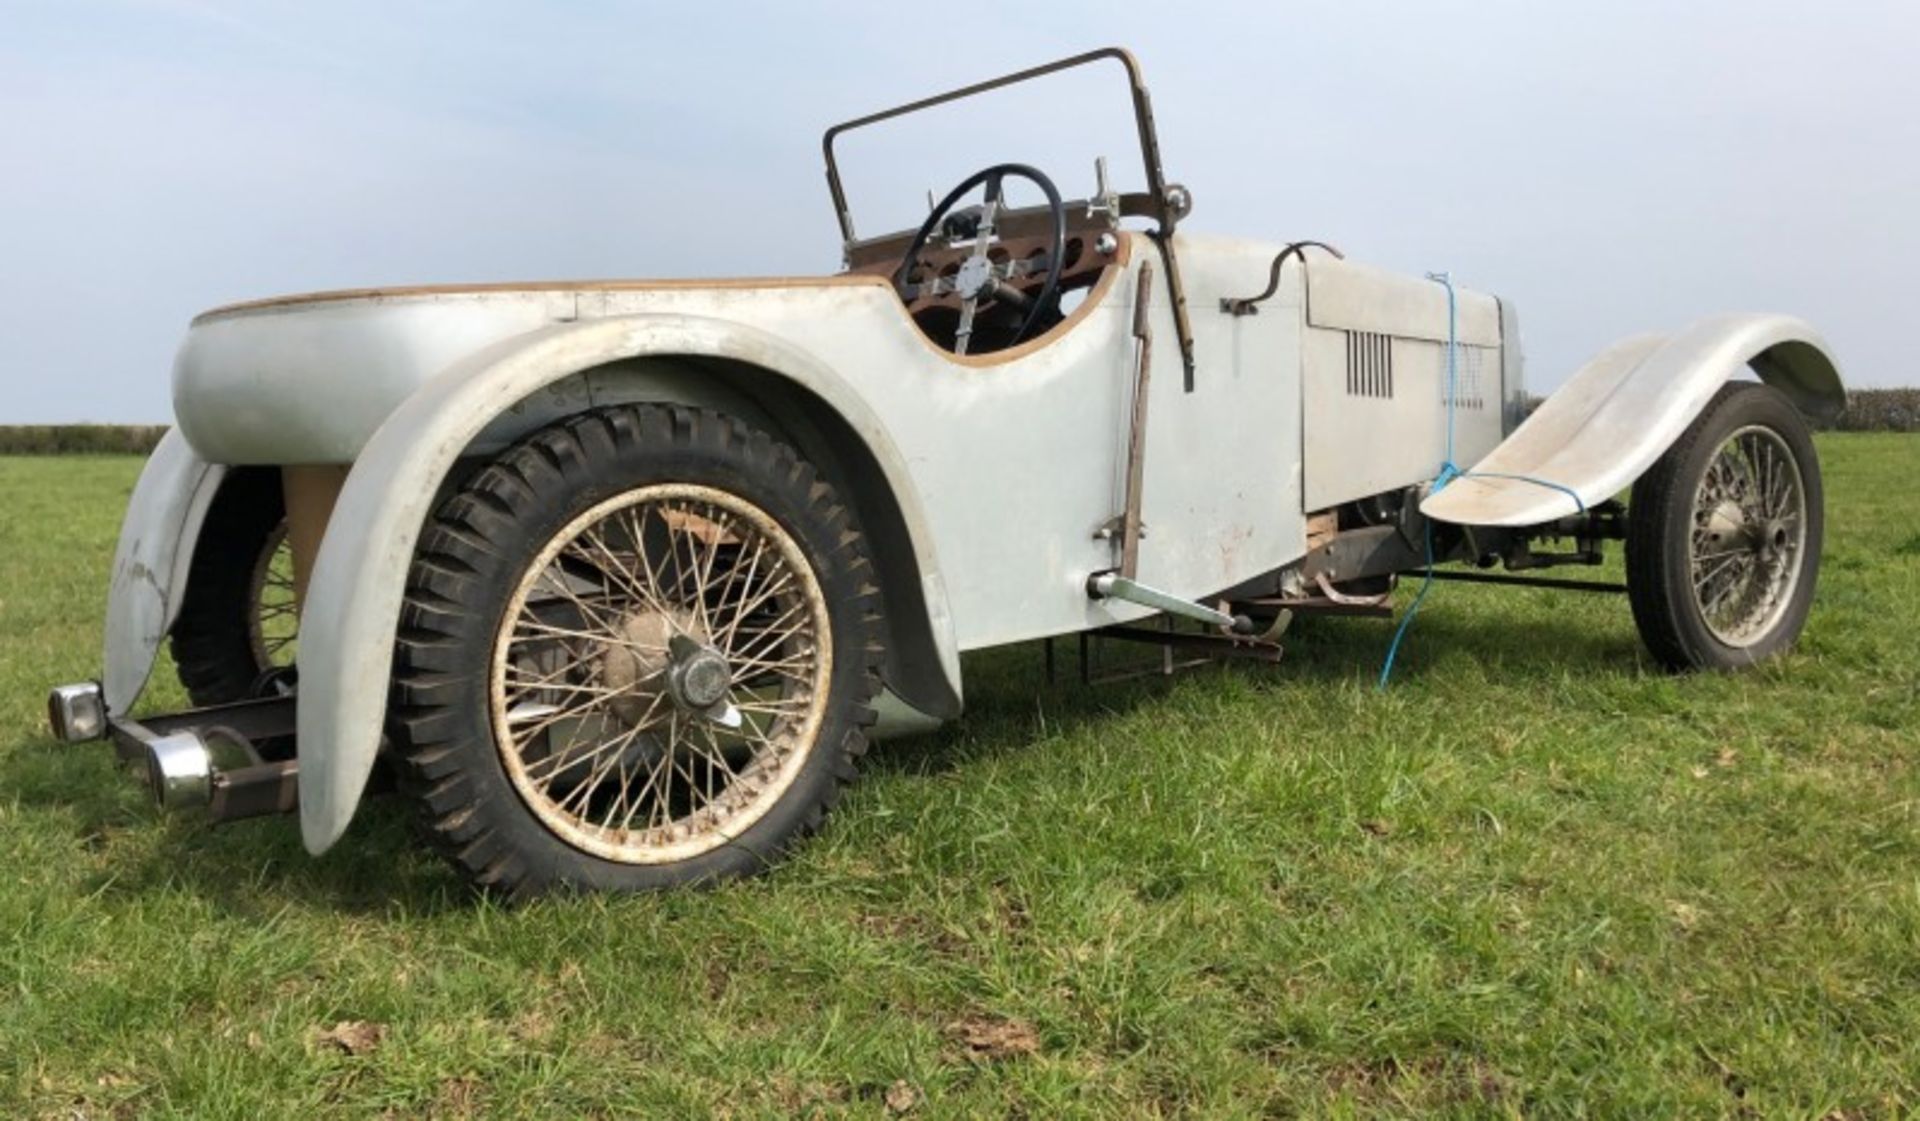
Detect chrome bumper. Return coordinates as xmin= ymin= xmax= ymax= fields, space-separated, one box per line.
xmin=46 ymin=683 xmax=299 ymax=821
xmin=47 ymin=682 xmax=108 ymax=743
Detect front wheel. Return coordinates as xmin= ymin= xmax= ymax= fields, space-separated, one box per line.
xmin=1625 ymin=382 xmax=1823 ymax=671
xmin=170 ymin=468 xmax=299 ymax=705
xmin=390 ymin=405 xmax=883 ymax=896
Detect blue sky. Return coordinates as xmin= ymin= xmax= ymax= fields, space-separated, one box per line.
xmin=1 ymin=0 xmax=1914 ymax=421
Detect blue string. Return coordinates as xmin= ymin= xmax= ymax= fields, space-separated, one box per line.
xmin=1426 ymin=271 xmax=1584 ymax=514
xmin=1376 ymin=514 xmax=1436 ymax=689
xmin=1375 ymin=271 xmax=1583 ymax=689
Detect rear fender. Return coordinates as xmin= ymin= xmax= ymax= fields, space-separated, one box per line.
xmin=1422 ymin=314 xmax=1844 ymax=527
xmin=102 ymin=429 xmax=227 ymax=714
xmin=295 ymin=313 xmax=955 ymax=855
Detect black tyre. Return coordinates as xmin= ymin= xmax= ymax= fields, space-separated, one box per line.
xmin=170 ymin=468 xmax=299 ymax=705
xmin=389 ymin=404 xmax=883 ymax=896
xmin=1625 ymin=382 xmax=1823 ymax=671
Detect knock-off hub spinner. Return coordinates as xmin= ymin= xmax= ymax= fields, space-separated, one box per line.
xmin=667 ymin=634 xmax=732 ymax=710
xmin=601 ymin=609 xmax=734 ymax=726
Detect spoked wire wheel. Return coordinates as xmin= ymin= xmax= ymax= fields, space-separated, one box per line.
xmin=1627 ymin=383 xmax=1823 ymax=671
xmin=491 ymin=485 xmax=831 ymax=865
xmin=1688 ymin=425 xmax=1807 ymax=647
xmin=245 ymin=521 xmax=300 ymax=669
xmin=390 ymin=404 xmax=882 ymax=896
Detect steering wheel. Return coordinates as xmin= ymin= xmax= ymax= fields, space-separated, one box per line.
xmin=897 ymin=163 xmax=1066 ymax=355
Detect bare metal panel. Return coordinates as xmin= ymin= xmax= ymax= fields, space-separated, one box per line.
xmin=1302 ymin=320 xmax=1505 ymax=510
xmin=1423 ymin=314 xmax=1844 ymax=527
xmin=1127 ymin=232 xmax=1306 ymax=616
xmin=1305 ymin=258 xmax=1501 ymax=346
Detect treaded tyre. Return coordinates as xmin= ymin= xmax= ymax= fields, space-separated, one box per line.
xmin=1625 ymin=382 xmax=1823 ymax=671
xmin=390 ymin=404 xmax=883 ymax=896
xmin=170 ymin=468 xmax=299 ymax=705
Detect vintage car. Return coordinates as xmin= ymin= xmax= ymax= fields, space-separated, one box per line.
xmin=47 ymin=48 xmax=1844 ymax=895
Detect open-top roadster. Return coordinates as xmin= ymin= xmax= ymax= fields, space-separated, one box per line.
xmin=47 ymin=48 xmax=1844 ymax=895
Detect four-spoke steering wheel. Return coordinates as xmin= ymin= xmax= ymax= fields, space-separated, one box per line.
xmin=897 ymin=163 xmax=1066 ymax=355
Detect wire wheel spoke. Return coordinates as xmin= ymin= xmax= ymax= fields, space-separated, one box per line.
xmin=1687 ymin=426 xmax=1807 ymax=646
xmin=488 ymin=483 xmax=830 ymax=865
xmin=246 ymin=522 xmax=299 ymax=670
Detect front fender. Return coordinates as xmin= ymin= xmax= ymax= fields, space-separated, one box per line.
xmin=1422 ymin=314 xmax=1844 ymax=527
xmin=102 ymin=429 xmax=227 ymax=714
xmin=296 ymin=313 xmax=955 ymax=855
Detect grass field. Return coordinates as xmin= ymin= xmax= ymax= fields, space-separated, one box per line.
xmin=2 ymin=439 xmax=1917 ymax=1119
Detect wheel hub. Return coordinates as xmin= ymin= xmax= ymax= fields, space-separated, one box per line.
xmin=1688 ymin=425 xmax=1808 ymax=648
xmin=1702 ymin=500 xmax=1757 ymax=553
xmin=599 ymin=608 xmax=734 ymax=726
xmin=489 ymin=481 xmax=832 ymax=867
xmin=666 ymin=634 xmax=732 ymax=710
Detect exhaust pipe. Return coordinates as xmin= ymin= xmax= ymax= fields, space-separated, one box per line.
xmin=145 ymin=732 xmax=214 ymax=810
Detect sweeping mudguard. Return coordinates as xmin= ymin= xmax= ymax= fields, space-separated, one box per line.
xmin=100 ymin=429 xmax=228 ymax=715
xmin=1422 ymin=314 xmax=1844 ymax=528
xmin=291 ymin=313 xmax=952 ymax=855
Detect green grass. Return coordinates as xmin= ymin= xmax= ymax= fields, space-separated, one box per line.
xmin=2 ymin=440 xmax=1917 ymax=1119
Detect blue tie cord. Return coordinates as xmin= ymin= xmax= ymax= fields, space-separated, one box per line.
xmin=1376 ymin=272 xmax=1584 ymax=688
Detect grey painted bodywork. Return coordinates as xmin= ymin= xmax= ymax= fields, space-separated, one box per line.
xmin=1299 ymin=259 xmax=1505 ymax=510
xmin=1496 ymin=298 xmax=1528 ymax=435
xmin=166 ymin=231 xmax=1341 ymax=851
xmin=284 ymin=312 xmax=964 ymax=852
xmin=103 ymin=229 xmax=1847 ymax=855
xmin=1421 ymin=314 xmax=1844 ymax=527
xmin=100 ymin=428 xmax=226 ymax=715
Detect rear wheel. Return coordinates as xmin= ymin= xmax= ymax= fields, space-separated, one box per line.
xmin=170 ymin=469 xmax=299 ymax=705
xmin=1625 ymin=383 xmax=1822 ymax=671
xmin=389 ymin=404 xmax=883 ymax=896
